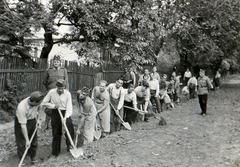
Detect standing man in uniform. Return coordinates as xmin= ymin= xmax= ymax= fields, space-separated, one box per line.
xmin=42 ymin=79 xmax=74 ymax=157
xmin=91 ymin=80 xmax=110 ymax=138
xmin=197 ymin=69 xmax=213 ymax=116
xmin=121 ymin=67 xmax=134 ymax=89
xmin=43 ymin=55 xmax=69 ymax=130
xmin=76 ymin=87 xmax=97 ymax=144
xmin=107 ymin=78 xmax=125 ymax=133
xmin=14 ymin=91 xmax=44 ymax=165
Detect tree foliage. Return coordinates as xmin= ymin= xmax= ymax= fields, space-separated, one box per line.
xmin=1 ymin=0 xmax=239 ymax=71
xmin=0 ymin=0 xmax=46 ymax=58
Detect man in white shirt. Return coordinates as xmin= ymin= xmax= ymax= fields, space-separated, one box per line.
xmin=122 ymin=84 xmax=138 ymax=125
xmin=14 ymin=91 xmax=44 ymax=165
xmin=151 ymin=66 xmax=161 ymax=82
xmin=42 ymin=79 xmax=74 ymax=157
xmin=187 ymin=75 xmax=198 ymax=99
xmin=184 ymin=68 xmax=192 ymax=86
xmin=107 ymin=78 xmax=125 ymax=132
xmin=149 ymin=73 xmax=161 ymax=113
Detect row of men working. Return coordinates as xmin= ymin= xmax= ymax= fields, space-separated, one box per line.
xmin=15 ymin=74 xmax=172 ymax=165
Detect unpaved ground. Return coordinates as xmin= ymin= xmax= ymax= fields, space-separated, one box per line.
xmin=1 ymin=75 xmax=240 ymax=167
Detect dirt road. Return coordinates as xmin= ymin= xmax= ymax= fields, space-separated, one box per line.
xmin=1 ymin=75 xmax=240 ymax=167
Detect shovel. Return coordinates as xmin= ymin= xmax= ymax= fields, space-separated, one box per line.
xmin=123 ymin=105 xmax=147 ymax=115
xmin=18 ymin=124 xmax=38 ymax=167
xmin=94 ymin=116 xmax=102 ymax=140
xmin=57 ymin=109 xmax=83 ymax=158
xmin=110 ymin=103 xmax=131 ymax=131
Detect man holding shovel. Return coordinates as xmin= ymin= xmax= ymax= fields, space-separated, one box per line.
xmin=91 ymin=80 xmax=110 ymax=138
xmin=42 ymin=79 xmax=74 ymax=157
xmin=76 ymin=87 xmax=97 ymax=144
xmin=106 ymin=78 xmax=125 ymax=133
xmin=14 ymin=91 xmax=44 ymax=165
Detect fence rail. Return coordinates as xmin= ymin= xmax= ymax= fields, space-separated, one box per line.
xmin=0 ymin=57 xmax=123 ymax=95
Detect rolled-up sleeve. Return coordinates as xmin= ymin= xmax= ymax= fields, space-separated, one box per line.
xmin=65 ymin=92 xmax=72 ymax=118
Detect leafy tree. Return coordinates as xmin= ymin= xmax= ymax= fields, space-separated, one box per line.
xmin=0 ymin=0 xmax=45 ymax=58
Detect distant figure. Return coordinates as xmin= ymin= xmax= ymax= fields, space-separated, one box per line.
xmin=149 ymin=73 xmax=161 ymax=113
xmin=171 ymin=72 xmax=180 ymax=103
xmin=121 ymin=67 xmax=134 ymax=88
xmin=123 ymin=84 xmax=138 ymax=125
xmin=183 ymin=68 xmax=192 ymax=86
xmin=187 ymin=75 xmax=198 ymax=99
xmin=213 ymin=69 xmax=221 ymax=90
xmin=197 ymin=69 xmax=213 ymax=116
xmin=151 ymin=66 xmax=161 ymax=83
xmin=138 ymin=69 xmax=150 ymax=85
xmin=159 ymin=74 xmax=174 ymax=111
xmin=91 ymin=80 xmax=110 ymax=138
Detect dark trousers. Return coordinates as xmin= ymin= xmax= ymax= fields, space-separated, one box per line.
xmin=150 ymin=90 xmax=161 ymax=113
xmin=124 ymin=101 xmax=137 ymax=125
xmin=51 ymin=109 xmax=74 ymax=156
xmin=14 ymin=116 xmax=37 ymax=159
xmin=189 ymin=84 xmax=196 ymax=99
xmin=198 ymin=95 xmax=208 ymax=114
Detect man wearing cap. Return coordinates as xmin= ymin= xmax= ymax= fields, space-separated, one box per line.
xmin=76 ymin=87 xmax=97 ymax=144
xmin=43 ymin=55 xmax=69 ymax=130
xmin=42 ymin=79 xmax=74 ymax=157
xmin=197 ymin=69 xmax=213 ymax=116
xmin=14 ymin=91 xmax=45 ymax=165
xmin=91 ymin=80 xmax=110 ymax=138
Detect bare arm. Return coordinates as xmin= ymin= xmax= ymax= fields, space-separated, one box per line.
xmin=20 ymin=124 xmax=30 ymax=148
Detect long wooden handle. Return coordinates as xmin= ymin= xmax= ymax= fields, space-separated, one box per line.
xmin=18 ymin=124 xmax=38 ymax=167
xmin=109 ymin=102 xmax=124 ymax=123
xmin=57 ymin=109 xmax=75 ymax=148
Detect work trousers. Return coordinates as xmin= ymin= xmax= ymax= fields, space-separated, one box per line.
xmin=51 ymin=109 xmax=74 ymax=156
xmin=124 ymin=101 xmax=137 ymax=125
xmin=198 ymin=94 xmax=208 ymax=114
xmin=150 ymin=89 xmax=161 ymax=113
xmin=14 ymin=116 xmax=37 ymax=159
xmin=189 ymin=84 xmax=196 ymax=99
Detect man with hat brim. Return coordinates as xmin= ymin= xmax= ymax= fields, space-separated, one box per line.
xmin=76 ymin=86 xmax=97 ymax=145
xmin=42 ymin=79 xmax=74 ymax=157
xmin=43 ymin=55 xmax=69 ymax=130
xmin=14 ymin=91 xmax=45 ymax=165
xmin=197 ymin=69 xmax=213 ymax=116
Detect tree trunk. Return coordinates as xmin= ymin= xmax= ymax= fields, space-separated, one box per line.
xmin=40 ymin=26 xmax=53 ymax=59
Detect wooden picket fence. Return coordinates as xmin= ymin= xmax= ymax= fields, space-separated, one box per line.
xmin=0 ymin=57 xmax=123 ymax=96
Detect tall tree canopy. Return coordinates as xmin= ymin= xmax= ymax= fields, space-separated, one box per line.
xmin=1 ymin=0 xmax=240 ymax=71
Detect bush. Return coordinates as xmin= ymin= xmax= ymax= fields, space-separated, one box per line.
xmin=0 ymin=79 xmax=24 ymax=117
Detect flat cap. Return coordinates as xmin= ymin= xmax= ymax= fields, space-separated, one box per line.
xmin=29 ymin=91 xmax=44 ymax=102
xmin=53 ymin=55 xmax=61 ymax=61
xmin=56 ymin=79 xmax=66 ymax=88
